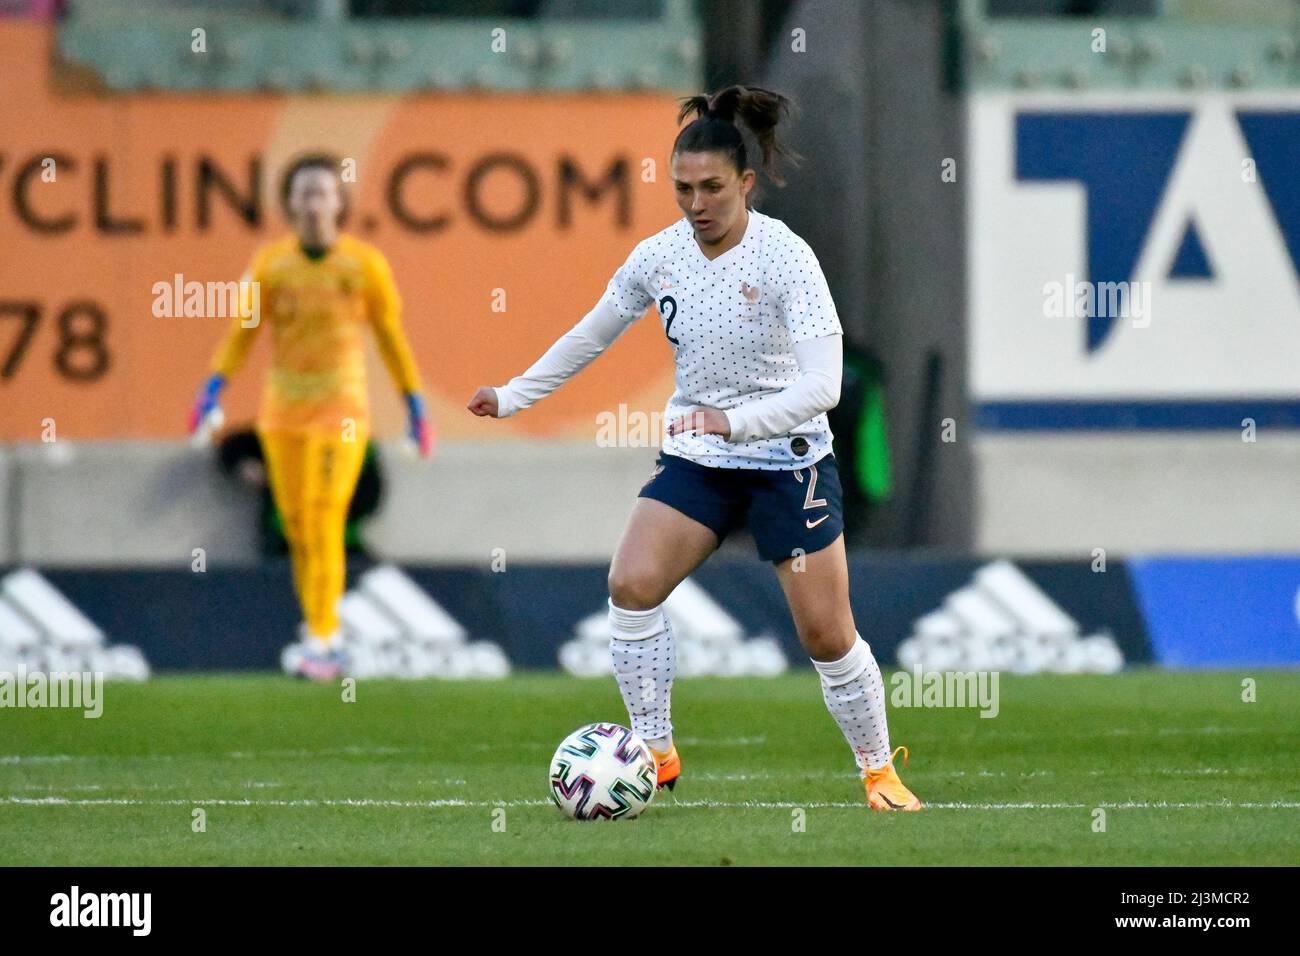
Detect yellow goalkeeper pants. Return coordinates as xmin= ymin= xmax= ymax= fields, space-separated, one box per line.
xmin=260 ymin=428 xmax=368 ymax=642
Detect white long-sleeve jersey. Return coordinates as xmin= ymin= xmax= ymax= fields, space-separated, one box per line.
xmin=493 ymin=209 xmax=844 ymax=470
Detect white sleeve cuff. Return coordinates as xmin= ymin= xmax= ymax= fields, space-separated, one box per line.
xmin=492 ymin=385 xmax=520 ymax=419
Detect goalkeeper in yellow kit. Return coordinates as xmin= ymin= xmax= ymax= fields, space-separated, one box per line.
xmin=188 ymin=154 xmax=431 ymax=681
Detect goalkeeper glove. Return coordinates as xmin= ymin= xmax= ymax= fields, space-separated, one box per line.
xmin=406 ymin=391 xmax=434 ymax=458
xmin=189 ymin=373 xmax=226 ymax=443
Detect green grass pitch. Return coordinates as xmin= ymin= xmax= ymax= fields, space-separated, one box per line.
xmin=2 ymin=671 xmax=1298 ymax=865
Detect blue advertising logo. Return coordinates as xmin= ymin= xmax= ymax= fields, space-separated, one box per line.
xmin=1017 ymin=110 xmax=1300 ymax=353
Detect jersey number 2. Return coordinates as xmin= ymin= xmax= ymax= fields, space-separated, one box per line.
xmin=793 ymin=465 xmax=828 ymax=509
xmin=658 ymin=295 xmax=679 ymax=345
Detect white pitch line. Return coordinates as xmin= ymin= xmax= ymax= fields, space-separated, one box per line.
xmin=4 ymin=764 xmax=1269 ymax=783
xmin=963 ymin=726 xmax=1292 ymax=741
xmin=0 ymin=747 xmax=426 ymax=764
xmin=4 ymin=796 xmax=1300 ymax=811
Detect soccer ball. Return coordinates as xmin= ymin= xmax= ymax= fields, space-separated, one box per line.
xmin=548 ymin=723 xmax=658 ymax=821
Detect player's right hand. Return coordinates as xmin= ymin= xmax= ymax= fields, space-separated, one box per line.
xmin=189 ymin=373 xmax=227 ymax=444
xmin=467 ymin=386 xmax=501 ymax=418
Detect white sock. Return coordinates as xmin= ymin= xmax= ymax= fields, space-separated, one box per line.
xmin=306 ymin=632 xmax=339 ymax=654
xmin=813 ymin=634 xmax=891 ymax=773
xmin=608 ymin=599 xmax=676 ymax=750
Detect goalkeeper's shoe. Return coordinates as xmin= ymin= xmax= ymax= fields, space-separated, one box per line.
xmin=282 ymin=640 xmax=348 ymax=683
xmin=864 ymin=746 xmax=922 ymax=812
xmin=650 ymin=744 xmax=681 ymax=791
xmin=295 ymin=648 xmax=346 ymax=682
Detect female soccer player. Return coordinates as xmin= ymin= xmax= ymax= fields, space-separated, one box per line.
xmin=467 ymin=87 xmax=921 ymax=810
xmin=189 ymin=154 xmax=432 ymax=681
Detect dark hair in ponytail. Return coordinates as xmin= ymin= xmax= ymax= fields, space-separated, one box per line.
xmin=673 ymin=86 xmax=798 ymax=186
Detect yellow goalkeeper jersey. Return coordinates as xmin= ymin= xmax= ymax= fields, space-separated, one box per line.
xmin=210 ymin=233 xmax=422 ymax=434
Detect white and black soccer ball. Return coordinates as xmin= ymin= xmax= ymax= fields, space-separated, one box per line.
xmin=549 ymin=723 xmax=657 ymax=821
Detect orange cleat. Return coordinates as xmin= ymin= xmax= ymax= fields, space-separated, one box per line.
xmin=864 ymin=746 xmax=922 ymax=812
xmin=650 ymin=744 xmax=681 ymax=791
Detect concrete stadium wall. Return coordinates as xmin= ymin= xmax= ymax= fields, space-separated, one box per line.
xmin=0 ymin=448 xmax=13 ymax=567
xmin=368 ymin=440 xmax=658 ymax=564
xmin=8 ymin=439 xmax=657 ymax=567
xmin=8 ymin=430 xmax=1296 ymax=567
xmin=12 ymin=441 xmax=262 ymax=568
xmin=975 ymin=433 xmax=1300 ymax=557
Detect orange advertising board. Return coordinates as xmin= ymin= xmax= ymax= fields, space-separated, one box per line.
xmin=0 ymin=24 xmax=680 ymax=440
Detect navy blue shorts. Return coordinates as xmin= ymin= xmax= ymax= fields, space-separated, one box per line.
xmin=637 ymin=452 xmax=844 ymax=563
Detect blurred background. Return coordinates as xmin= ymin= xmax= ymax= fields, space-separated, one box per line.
xmin=0 ymin=0 xmax=1297 ymax=677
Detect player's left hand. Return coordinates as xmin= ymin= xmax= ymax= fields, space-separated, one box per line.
xmin=667 ymin=407 xmax=731 ymax=440
xmin=405 ymin=392 xmax=435 ymax=458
